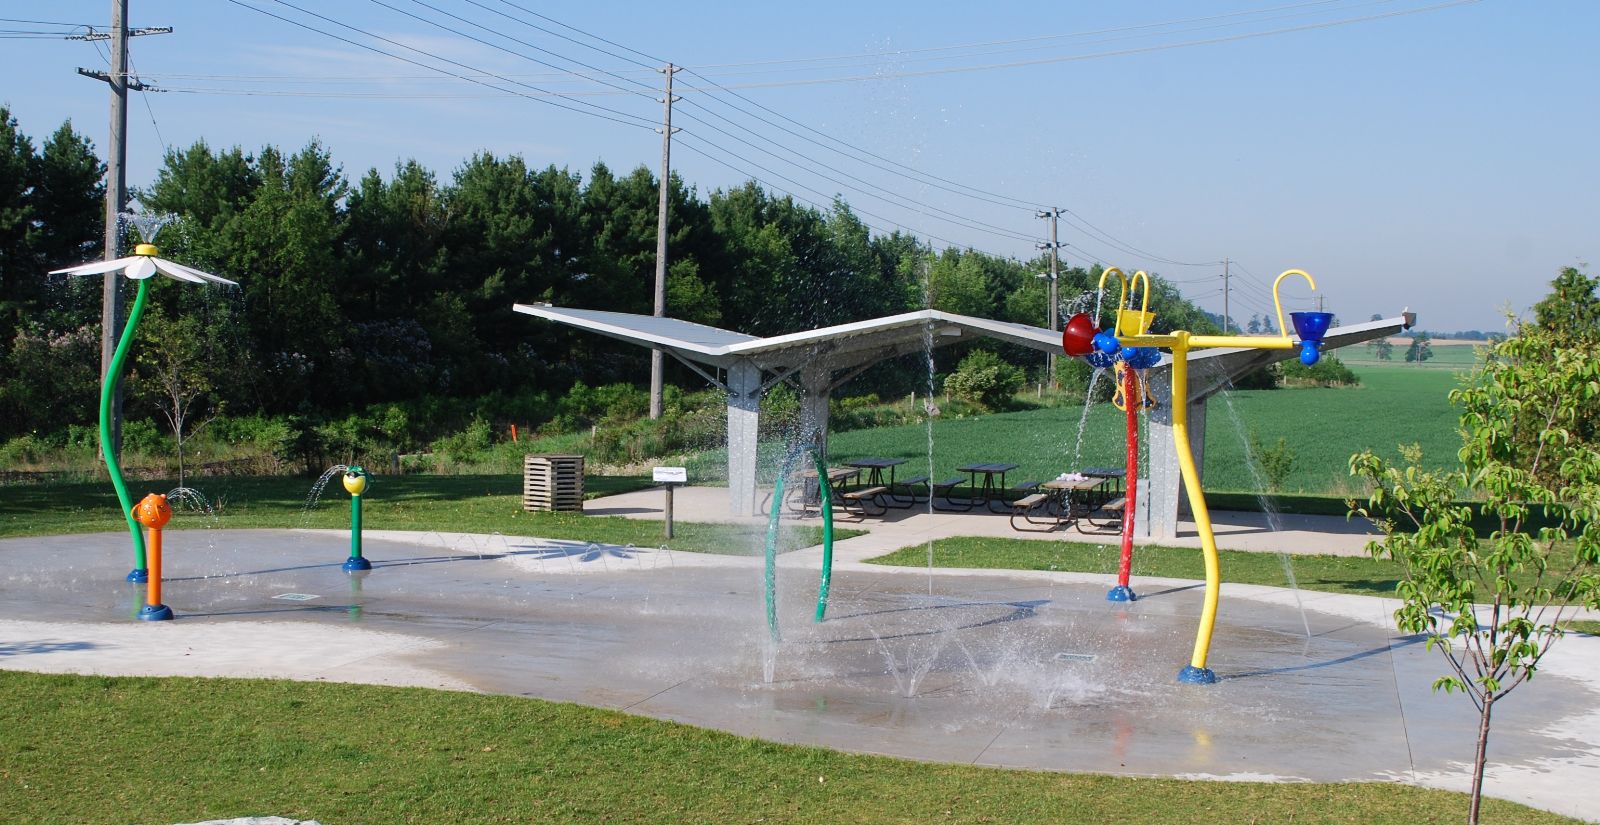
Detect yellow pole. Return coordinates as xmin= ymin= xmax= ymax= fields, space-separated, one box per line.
xmin=1166 ymin=332 xmax=1218 ymax=682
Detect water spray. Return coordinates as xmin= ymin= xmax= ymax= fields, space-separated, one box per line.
xmin=342 ymin=466 xmax=372 ymax=572
xmin=133 ymin=493 xmax=174 ymax=621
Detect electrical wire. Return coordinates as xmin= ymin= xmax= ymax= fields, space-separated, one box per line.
xmin=223 ymin=0 xmax=656 ymax=130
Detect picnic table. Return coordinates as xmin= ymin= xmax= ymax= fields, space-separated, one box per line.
xmin=843 ymin=457 xmax=922 ymax=509
xmin=1011 ymin=475 xmax=1123 ymax=532
xmin=785 ymin=466 xmax=860 ymax=515
xmin=956 ymin=462 xmax=1021 ymax=512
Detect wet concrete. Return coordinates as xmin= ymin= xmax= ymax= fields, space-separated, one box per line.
xmin=1 ymin=529 xmax=1596 ymax=821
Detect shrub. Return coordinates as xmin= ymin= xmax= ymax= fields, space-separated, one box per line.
xmin=1248 ymin=429 xmax=1296 ymax=493
xmin=944 ymin=350 xmax=1026 ymax=410
xmin=1281 ymin=355 xmax=1359 ymax=387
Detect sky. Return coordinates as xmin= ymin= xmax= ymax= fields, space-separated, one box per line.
xmin=2 ymin=0 xmax=1595 ymax=332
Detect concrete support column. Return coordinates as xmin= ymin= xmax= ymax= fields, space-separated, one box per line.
xmin=1143 ymin=376 xmax=1209 ymax=540
xmin=798 ymin=363 xmax=832 ymax=461
xmin=726 ymin=360 xmax=762 ymax=517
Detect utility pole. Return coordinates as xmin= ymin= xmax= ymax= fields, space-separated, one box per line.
xmin=1036 ymin=207 xmax=1063 ymax=387
xmin=1222 ymin=258 xmax=1230 ymax=334
xmin=1316 ymin=294 xmax=1325 ymax=314
xmin=71 ymin=2 xmax=169 ymax=462
xmin=649 ymin=63 xmax=680 ymax=420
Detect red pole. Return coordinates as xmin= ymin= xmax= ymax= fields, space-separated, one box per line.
xmin=1112 ymin=366 xmax=1139 ymax=600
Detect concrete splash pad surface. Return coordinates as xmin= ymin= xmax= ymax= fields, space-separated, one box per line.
xmin=1 ymin=529 xmax=1597 ymax=821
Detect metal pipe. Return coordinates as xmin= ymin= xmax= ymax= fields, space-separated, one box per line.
xmin=100 ymin=278 xmax=149 ymax=582
xmin=813 ymin=446 xmax=835 ymax=622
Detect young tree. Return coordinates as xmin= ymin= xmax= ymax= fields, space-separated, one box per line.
xmin=1375 ymin=338 xmax=1395 ymax=361
xmin=135 ymin=308 xmax=222 ymax=487
xmin=1350 ymin=323 xmax=1600 ymax=825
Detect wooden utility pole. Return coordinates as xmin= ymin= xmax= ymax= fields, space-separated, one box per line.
xmin=1036 ymin=207 xmax=1062 ymax=386
xmin=649 ymin=63 xmax=680 ymax=419
xmin=1222 ymin=258 xmax=1231 ymax=333
xmin=72 ymin=1 xmax=169 ymax=460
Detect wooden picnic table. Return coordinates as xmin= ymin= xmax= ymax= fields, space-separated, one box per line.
xmin=956 ymin=462 xmax=1021 ymax=512
xmin=842 ymin=457 xmax=905 ymax=488
xmin=1011 ymin=475 xmax=1117 ymax=531
xmin=785 ymin=466 xmax=861 ymax=514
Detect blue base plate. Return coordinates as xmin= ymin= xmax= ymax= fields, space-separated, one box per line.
xmin=127 ymin=568 xmax=149 ymax=584
xmin=342 ymin=557 xmax=373 ymax=572
xmin=1106 ymin=585 xmax=1137 ymax=602
xmin=138 ymin=603 xmax=173 ymax=621
xmin=1177 ymin=665 xmax=1218 ymax=684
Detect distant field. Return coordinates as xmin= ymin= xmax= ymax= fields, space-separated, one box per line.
xmin=825 ymin=362 xmax=1463 ymax=496
xmin=1338 ymin=337 xmax=1487 ymax=369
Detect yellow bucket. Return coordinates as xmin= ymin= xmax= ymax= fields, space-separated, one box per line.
xmin=1118 ymin=309 xmax=1155 ymax=336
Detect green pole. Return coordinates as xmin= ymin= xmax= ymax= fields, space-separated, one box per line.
xmin=99 ymin=278 xmax=149 ymax=579
xmin=342 ymin=466 xmax=372 ymax=571
xmin=350 ymin=493 xmax=363 ymax=560
xmin=813 ymin=446 xmax=835 ymax=622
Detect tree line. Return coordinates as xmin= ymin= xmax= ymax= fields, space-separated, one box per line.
xmin=0 ymin=106 xmax=1220 ymax=450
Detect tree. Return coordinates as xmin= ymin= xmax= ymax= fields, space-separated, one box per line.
xmin=1404 ymin=332 xmax=1432 ymax=363
xmin=135 ymin=307 xmax=220 ymax=487
xmin=1350 ymin=323 xmax=1600 ymax=824
xmin=1531 ymin=266 xmax=1599 ymax=345
xmin=1375 ymin=338 xmax=1395 ymax=361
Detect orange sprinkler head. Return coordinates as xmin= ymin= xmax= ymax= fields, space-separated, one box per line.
xmin=1062 ymin=313 xmax=1101 ymax=357
xmin=133 ymin=493 xmax=172 ymax=529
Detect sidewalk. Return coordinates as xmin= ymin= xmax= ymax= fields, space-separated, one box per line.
xmin=584 ymin=484 xmax=1383 ymax=561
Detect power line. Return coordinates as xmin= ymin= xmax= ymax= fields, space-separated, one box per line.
xmin=673 ymin=0 xmax=1357 ymax=72
xmin=668 ymin=1 xmax=1481 ymax=91
xmin=222 ymin=0 xmax=656 ymax=130
xmin=367 ymin=0 xmax=655 ymax=99
xmin=675 ymin=136 xmax=1016 ymax=260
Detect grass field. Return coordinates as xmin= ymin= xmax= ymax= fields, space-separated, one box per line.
xmin=0 ymin=671 xmax=1575 ymax=824
xmin=825 ymin=362 xmax=1463 ymax=496
xmin=1338 ymin=338 xmax=1488 ymax=369
xmin=0 ymin=474 xmax=853 ymax=554
xmin=867 ymin=537 xmax=1405 ymax=597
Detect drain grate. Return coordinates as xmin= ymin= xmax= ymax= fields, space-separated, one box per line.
xmin=1054 ymin=652 xmax=1096 ymax=663
xmin=272 ymin=593 xmax=321 ymax=602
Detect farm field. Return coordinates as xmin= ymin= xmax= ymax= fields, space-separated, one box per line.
xmin=826 ymin=362 xmax=1464 ymax=496
xmin=1338 ymin=337 xmax=1487 ymax=368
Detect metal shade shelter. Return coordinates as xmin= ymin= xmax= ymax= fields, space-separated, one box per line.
xmin=515 ymin=302 xmax=1412 ymax=528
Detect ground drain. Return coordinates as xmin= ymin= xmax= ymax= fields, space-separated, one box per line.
xmin=1054 ymin=652 xmax=1096 ymax=663
xmin=272 ymin=593 xmax=320 ymax=601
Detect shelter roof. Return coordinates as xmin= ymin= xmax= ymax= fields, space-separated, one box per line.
xmin=514 ymin=304 xmax=1059 ymax=371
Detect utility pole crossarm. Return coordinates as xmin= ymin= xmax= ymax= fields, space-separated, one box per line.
xmin=75 ymin=67 xmax=160 ymax=92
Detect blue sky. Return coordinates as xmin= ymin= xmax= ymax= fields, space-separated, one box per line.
xmin=3 ymin=0 xmax=1595 ymax=331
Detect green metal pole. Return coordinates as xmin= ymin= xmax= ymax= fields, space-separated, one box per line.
xmin=350 ymin=493 xmax=363 ymax=561
xmin=813 ymin=446 xmax=835 ymax=622
xmin=99 ymin=278 xmax=149 ymax=579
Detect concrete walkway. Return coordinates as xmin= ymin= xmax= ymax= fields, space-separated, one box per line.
xmin=1 ymin=521 xmax=1596 ymax=822
xmin=586 ymin=484 xmax=1385 ymax=561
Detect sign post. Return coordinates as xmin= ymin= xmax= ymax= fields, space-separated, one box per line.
xmin=653 ymin=466 xmax=687 ymax=539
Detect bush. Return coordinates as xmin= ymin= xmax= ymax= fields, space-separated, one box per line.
xmin=432 ymin=416 xmax=494 ymax=465
xmin=1248 ymin=429 xmax=1296 ymax=493
xmin=944 ymin=350 xmax=1026 ymax=410
xmin=1281 ymin=355 xmax=1359 ymax=387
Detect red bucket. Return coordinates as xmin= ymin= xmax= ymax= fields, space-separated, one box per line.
xmin=1061 ymin=313 xmax=1101 ymax=357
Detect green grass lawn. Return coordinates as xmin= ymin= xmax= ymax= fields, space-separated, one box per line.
xmin=0 ymin=474 xmax=851 ymax=555
xmin=869 ymin=536 xmax=1403 ymax=597
xmin=0 ymin=671 xmax=1574 ymax=825
xmin=822 ymin=362 xmax=1461 ymax=497
xmin=868 ymin=536 xmax=1595 ymax=603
